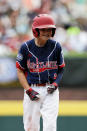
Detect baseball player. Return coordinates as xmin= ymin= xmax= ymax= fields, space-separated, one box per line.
xmin=16 ymin=14 xmax=65 ymax=131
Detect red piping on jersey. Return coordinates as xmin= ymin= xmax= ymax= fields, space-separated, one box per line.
xmin=16 ymin=61 xmax=24 ymax=71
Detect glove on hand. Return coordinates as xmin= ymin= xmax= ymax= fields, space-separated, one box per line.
xmin=26 ymin=88 xmax=39 ymax=101
xmin=47 ymin=83 xmax=58 ymax=94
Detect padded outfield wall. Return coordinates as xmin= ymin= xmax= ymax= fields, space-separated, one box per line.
xmin=0 ymin=100 xmax=87 ymax=131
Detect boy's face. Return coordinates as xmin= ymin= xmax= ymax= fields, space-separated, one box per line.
xmin=39 ymin=28 xmax=52 ymax=41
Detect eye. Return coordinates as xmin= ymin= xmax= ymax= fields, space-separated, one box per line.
xmin=47 ymin=28 xmax=52 ymax=31
xmin=40 ymin=29 xmax=45 ymax=31
xmin=40 ymin=28 xmax=52 ymax=32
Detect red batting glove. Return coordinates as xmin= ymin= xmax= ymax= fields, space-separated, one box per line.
xmin=26 ymin=88 xmax=39 ymax=101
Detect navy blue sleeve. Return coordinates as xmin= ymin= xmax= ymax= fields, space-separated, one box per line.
xmin=53 ymin=43 xmax=65 ymax=86
xmin=54 ymin=67 xmax=64 ymax=86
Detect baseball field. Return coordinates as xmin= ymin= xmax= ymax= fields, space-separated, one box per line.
xmin=0 ymin=55 xmax=87 ymax=131
xmin=0 ymin=87 xmax=87 ymax=131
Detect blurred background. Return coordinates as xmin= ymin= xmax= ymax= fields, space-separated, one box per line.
xmin=0 ymin=0 xmax=87 ymax=131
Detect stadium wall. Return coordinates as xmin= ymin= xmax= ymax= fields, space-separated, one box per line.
xmin=0 ymin=57 xmax=87 ymax=87
xmin=0 ymin=100 xmax=87 ymax=131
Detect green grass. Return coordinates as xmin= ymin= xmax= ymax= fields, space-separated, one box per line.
xmin=64 ymin=52 xmax=87 ymax=58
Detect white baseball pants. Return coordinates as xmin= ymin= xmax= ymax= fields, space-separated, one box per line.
xmin=23 ymin=85 xmax=59 ymax=131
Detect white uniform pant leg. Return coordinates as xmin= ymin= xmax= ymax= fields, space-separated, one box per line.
xmin=23 ymin=91 xmax=41 ymax=131
xmin=41 ymin=88 xmax=59 ymax=131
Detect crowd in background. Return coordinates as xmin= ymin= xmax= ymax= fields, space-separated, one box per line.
xmin=0 ymin=0 xmax=87 ymax=56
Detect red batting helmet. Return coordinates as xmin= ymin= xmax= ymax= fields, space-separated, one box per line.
xmin=32 ymin=14 xmax=56 ymax=37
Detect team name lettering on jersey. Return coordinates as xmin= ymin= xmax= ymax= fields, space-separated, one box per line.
xmin=27 ymin=59 xmax=58 ymax=73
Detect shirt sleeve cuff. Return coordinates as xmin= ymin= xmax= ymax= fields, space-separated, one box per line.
xmin=52 ymin=82 xmax=58 ymax=87
xmin=16 ymin=61 xmax=25 ymax=71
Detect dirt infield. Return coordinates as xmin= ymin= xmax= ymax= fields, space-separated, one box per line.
xmin=0 ymin=87 xmax=87 ymax=100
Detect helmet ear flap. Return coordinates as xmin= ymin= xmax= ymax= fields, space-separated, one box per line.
xmin=52 ymin=28 xmax=56 ymax=37
xmin=33 ymin=28 xmax=39 ymax=37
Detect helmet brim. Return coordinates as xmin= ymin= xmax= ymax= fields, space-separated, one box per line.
xmin=34 ymin=24 xmax=56 ymax=29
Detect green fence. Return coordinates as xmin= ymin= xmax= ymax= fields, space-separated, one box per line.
xmin=61 ymin=57 xmax=87 ymax=87
xmin=0 ymin=116 xmax=87 ymax=131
